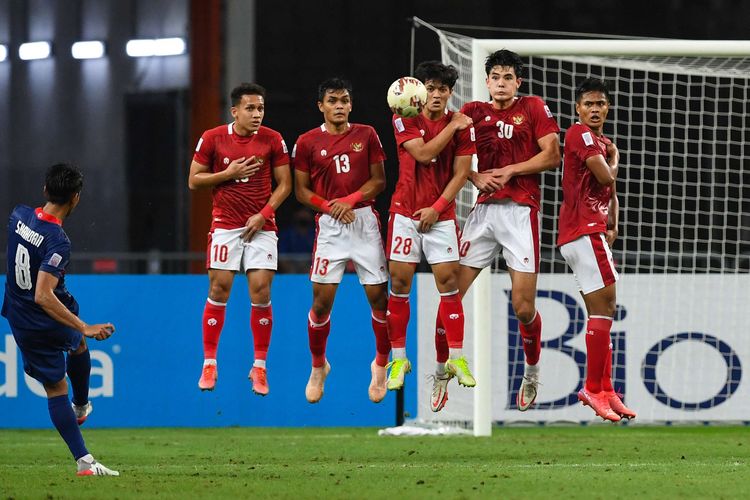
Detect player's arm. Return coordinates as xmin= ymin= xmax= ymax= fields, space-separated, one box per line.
xmin=328 ymin=161 xmax=386 ymax=221
xmin=493 ymin=132 xmax=561 ymax=187
xmin=188 ymin=157 xmax=262 ymax=190
xmin=586 ymin=141 xmax=619 ymax=186
xmin=413 ymin=154 xmax=471 ymax=233
xmin=606 ymin=182 xmax=620 ymax=247
xmin=34 ymin=271 xmax=114 ymax=340
xmin=402 ymin=112 xmax=473 ymax=164
xmin=241 ymin=164 xmax=293 ymax=241
xmin=294 ymin=169 xmax=354 ymax=223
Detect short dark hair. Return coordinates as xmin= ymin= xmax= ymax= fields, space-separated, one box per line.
xmin=317 ymin=77 xmax=353 ymax=102
xmin=230 ymin=83 xmax=266 ymax=106
xmin=45 ymin=163 xmax=83 ymax=205
xmin=484 ymin=49 xmax=524 ymax=78
xmin=414 ymin=61 xmax=459 ymax=90
xmin=575 ymin=78 xmax=612 ymax=103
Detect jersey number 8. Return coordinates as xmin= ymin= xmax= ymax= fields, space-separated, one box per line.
xmin=14 ymin=244 xmax=33 ymax=290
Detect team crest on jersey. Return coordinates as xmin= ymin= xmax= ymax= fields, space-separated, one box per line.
xmin=320 ymin=149 xmax=327 ymax=157
xmin=351 ymin=142 xmax=363 ymax=152
xmin=512 ymin=114 xmax=524 ymax=125
xmin=223 ymin=157 xmax=230 ymax=165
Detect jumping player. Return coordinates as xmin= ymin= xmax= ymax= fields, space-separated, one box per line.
xmin=293 ymin=77 xmax=390 ymax=404
xmin=432 ymin=49 xmax=561 ymax=412
xmin=2 ymin=163 xmax=119 ymax=476
xmin=558 ymin=78 xmax=636 ymax=421
xmin=189 ymin=83 xmax=292 ymax=395
xmin=386 ymin=61 xmax=476 ymax=398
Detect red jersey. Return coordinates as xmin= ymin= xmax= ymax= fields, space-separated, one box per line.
xmin=390 ymin=112 xmax=476 ymax=221
xmin=557 ymin=123 xmax=613 ymax=246
xmin=461 ymin=97 xmax=559 ymax=209
xmin=193 ymin=124 xmax=289 ymax=231
xmin=292 ymin=123 xmax=386 ymax=208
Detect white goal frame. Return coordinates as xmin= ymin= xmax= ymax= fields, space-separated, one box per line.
xmin=467 ymin=38 xmax=750 ymax=436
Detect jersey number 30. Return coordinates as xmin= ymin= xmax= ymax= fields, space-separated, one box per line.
xmin=14 ymin=244 xmax=33 ymax=290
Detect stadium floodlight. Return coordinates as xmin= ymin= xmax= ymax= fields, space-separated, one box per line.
xmin=0 ymin=44 xmax=7 ymax=62
xmin=126 ymin=37 xmax=185 ymax=57
xmin=71 ymin=40 xmax=106 ymax=59
xmin=18 ymin=41 xmax=51 ymax=60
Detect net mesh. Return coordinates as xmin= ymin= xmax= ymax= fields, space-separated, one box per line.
xmin=414 ymin=29 xmax=749 ymax=426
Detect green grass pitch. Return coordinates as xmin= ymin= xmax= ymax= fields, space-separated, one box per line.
xmin=0 ymin=426 xmax=747 ymax=499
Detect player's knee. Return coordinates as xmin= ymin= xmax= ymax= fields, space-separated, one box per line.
xmin=513 ymin=300 xmax=536 ymax=324
xmin=389 ymin=275 xmax=412 ymax=295
xmin=72 ymin=339 xmax=88 ymax=355
xmin=208 ymin=282 xmax=231 ymax=302
xmin=311 ymin=294 xmax=333 ymax=317
xmin=44 ymin=378 xmax=68 ymax=398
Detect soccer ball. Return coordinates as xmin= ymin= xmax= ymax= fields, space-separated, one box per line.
xmin=387 ymin=77 xmax=427 ymax=118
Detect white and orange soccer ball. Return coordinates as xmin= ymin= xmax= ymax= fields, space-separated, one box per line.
xmin=387 ymin=77 xmax=427 ymax=118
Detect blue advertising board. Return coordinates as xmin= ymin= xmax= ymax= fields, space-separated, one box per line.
xmin=0 ymin=275 xmax=417 ymax=428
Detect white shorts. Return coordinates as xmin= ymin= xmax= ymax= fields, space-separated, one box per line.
xmin=207 ymin=227 xmax=278 ymax=272
xmin=559 ymin=233 xmax=619 ymax=294
xmin=387 ymin=213 xmax=460 ymax=265
xmin=459 ymin=200 xmax=539 ymax=273
xmin=311 ymin=207 xmax=388 ymax=285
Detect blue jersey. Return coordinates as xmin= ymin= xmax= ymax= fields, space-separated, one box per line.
xmin=2 ymin=205 xmax=79 ymax=330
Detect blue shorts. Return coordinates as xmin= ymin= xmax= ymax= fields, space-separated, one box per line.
xmin=10 ymin=324 xmax=83 ymax=386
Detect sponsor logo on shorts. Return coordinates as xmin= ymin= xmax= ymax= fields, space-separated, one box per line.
xmin=447 ymin=247 xmax=453 ymax=254
xmin=523 ymin=257 xmax=529 ymax=264
xmin=267 ymin=253 xmax=273 ymax=260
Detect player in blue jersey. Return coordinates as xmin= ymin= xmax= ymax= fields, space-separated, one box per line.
xmin=2 ymin=163 xmax=119 ymax=476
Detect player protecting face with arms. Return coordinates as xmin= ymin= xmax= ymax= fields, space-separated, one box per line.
xmin=558 ymin=78 xmax=635 ymax=422
xmin=2 ymin=163 xmax=118 ymax=476
xmin=189 ymin=83 xmax=292 ymax=396
xmin=293 ymin=77 xmax=391 ymax=403
xmin=438 ymin=49 xmax=561 ymax=412
xmin=386 ymin=61 xmax=477 ymax=406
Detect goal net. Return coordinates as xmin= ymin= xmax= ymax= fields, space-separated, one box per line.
xmin=413 ymin=29 xmax=750 ymax=434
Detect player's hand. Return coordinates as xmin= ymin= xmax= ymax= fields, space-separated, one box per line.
xmin=493 ymin=165 xmax=516 ymax=189
xmin=327 ymin=199 xmax=356 ymax=224
xmin=450 ymin=112 xmax=473 ymax=131
xmin=472 ymin=170 xmax=504 ymax=193
xmin=605 ymin=227 xmax=618 ymax=247
xmin=241 ymin=213 xmax=265 ymax=242
xmin=226 ymin=156 xmax=262 ymax=181
xmin=606 ymin=142 xmax=618 ymax=160
xmin=83 ymin=323 xmax=115 ymax=341
xmin=413 ymin=207 xmax=439 ymax=233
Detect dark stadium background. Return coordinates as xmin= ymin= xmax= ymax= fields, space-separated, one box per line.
xmin=0 ymin=0 xmax=747 ymax=273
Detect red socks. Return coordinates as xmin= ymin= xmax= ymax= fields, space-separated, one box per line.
xmin=585 ymin=316 xmax=613 ymax=393
xmin=251 ymin=303 xmax=273 ymax=361
xmin=434 ymin=315 xmax=449 ymax=363
xmin=386 ymin=293 xmax=410 ymax=349
xmin=308 ymin=310 xmax=331 ymax=368
xmin=519 ymin=311 xmax=542 ymax=365
xmin=372 ymin=310 xmax=390 ymax=367
xmin=602 ymin=339 xmax=614 ymax=392
xmin=438 ymin=292 xmax=464 ymax=349
xmin=202 ymin=299 xmax=226 ymax=359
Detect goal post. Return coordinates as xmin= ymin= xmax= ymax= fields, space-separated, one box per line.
xmin=414 ymin=30 xmax=750 ymax=434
